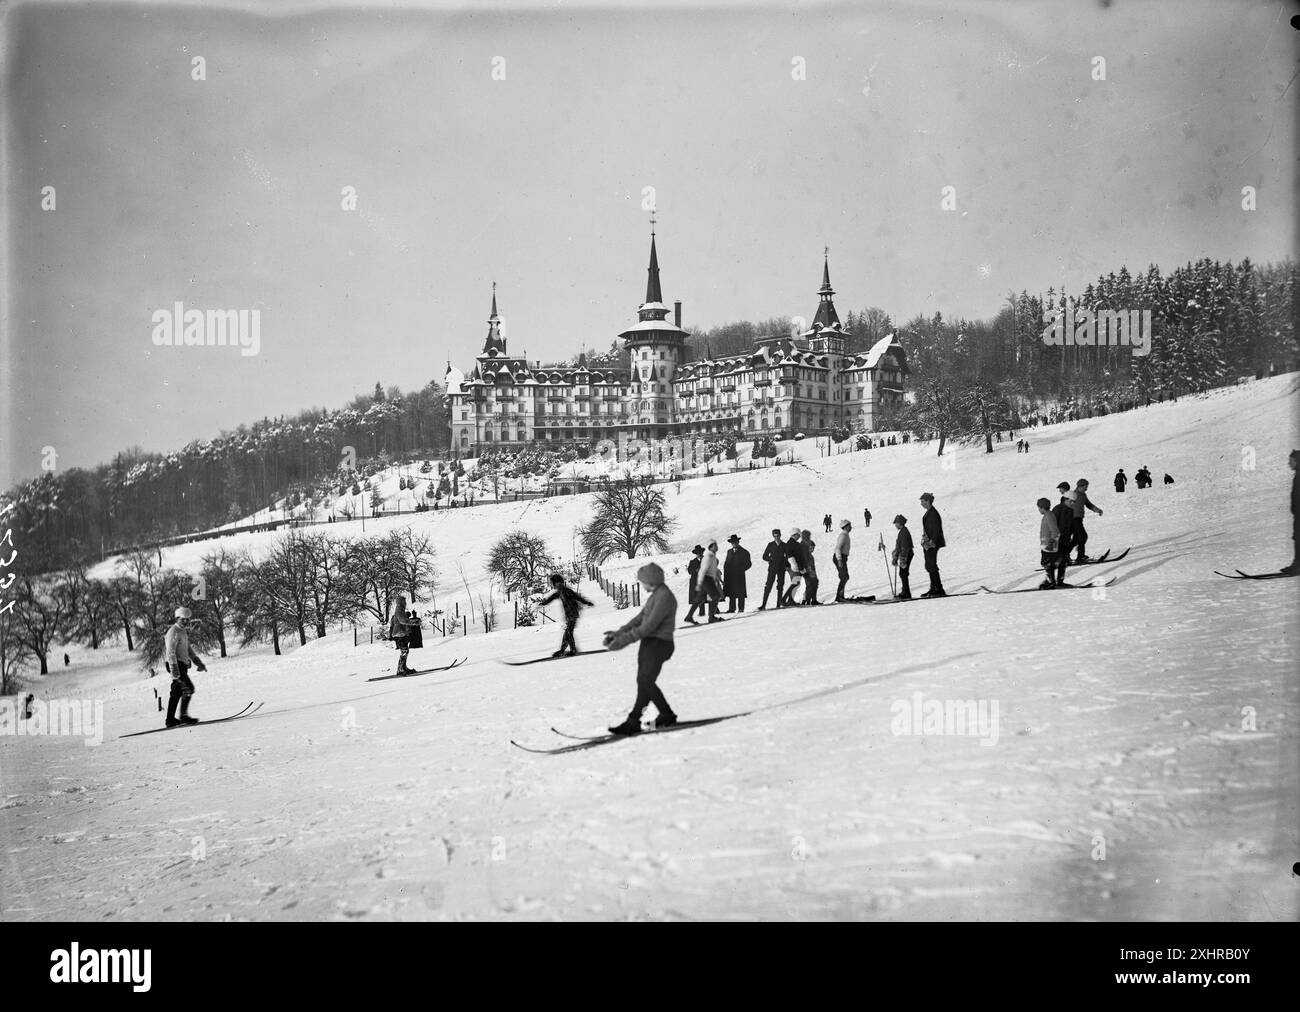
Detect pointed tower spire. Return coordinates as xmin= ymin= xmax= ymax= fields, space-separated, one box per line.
xmin=645 ymin=214 xmax=664 ymax=306
xmin=812 ymin=247 xmax=841 ymax=332
xmin=483 ymin=282 xmax=506 ymax=356
xmin=635 ymin=215 xmax=671 ymax=324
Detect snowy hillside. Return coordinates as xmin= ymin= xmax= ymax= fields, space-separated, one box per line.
xmin=4 ymin=375 xmax=1297 ymax=921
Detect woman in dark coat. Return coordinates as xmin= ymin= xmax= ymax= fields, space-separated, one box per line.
xmin=722 ymin=534 xmax=752 ymax=612
xmin=683 ymin=546 xmax=706 ymax=624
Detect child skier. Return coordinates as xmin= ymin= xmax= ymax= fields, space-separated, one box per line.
xmin=1037 ymin=497 xmax=1061 ymax=589
xmin=540 ymin=573 xmax=594 ymax=657
xmin=891 ymin=515 xmax=914 ymax=599
xmin=388 ymin=594 xmax=420 ymax=675
xmin=164 ymin=606 xmax=207 ymax=726
xmin=603 ymin=562 xmax=678 ymax=735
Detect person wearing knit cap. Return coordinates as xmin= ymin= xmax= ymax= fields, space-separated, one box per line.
xmin=604 ymin=562 xmax=678 ymax=736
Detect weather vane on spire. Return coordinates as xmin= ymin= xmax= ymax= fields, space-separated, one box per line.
xmin=650 ymin=210 xmax=657 ymax=236
xmin=824 ymin=244 xmax=829 ymax=259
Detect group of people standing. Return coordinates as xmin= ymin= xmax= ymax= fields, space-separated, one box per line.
xmin=1115 ymin=466 xmax=1171 ymax=491
xmin=1036 ymin=479 xmax=1105 ymax=589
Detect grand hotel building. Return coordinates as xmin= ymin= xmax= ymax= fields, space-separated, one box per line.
xmin=446 ymin=232 xmax=907 ymax=454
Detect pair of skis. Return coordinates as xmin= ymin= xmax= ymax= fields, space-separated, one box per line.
xmin=1065 ymin=547 xmax=1129 ymax=566
xmin=119 ymin=701 xmax=265 ymax=738
xmin=980 ymin=576 xmax=1118 ymax=595
xmin=510 ymin=712 xmax=750 ymax=755
xmin=366 ymin=657 xmax=467 ymax=682
xmin=503 ymin=649 xmax=605 ymax=666
xmin=1214 ymin=569 xmax=1296 ymax=581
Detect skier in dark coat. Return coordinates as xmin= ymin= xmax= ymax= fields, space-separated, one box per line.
xmin=800 ymin=530 xmax=821 ymax=604
xmin=1051 ymin=484 xmax=1075 ymax=584
xmin=862 ymin=507 xmax=872 ymax=528
xmin=823 ymin=514 xmax=833 ymax=533
xmin=387 ymin=594 xmax=420 ymax=675
xmin=1114 ymin=469 xmax=1127 ymax=492
xmin=919 ymin=493 xmax=946 ymax=597
xmin=759 ymin=529 xmax=786 ymax=609
xmin=539 ymin=573 xmax=594 ymax=657
xmin=603 ymin=562 xmax=677 ymax=736
xmin=891 ymin=515 xmax=914 ymax=599
xmin=1070 ymin=479 xmax=1104 ymax=562
xmin=722 ymin=534 xmax=751 ymax=612
xmin=683 ymin=546 xmax=705 ymax=624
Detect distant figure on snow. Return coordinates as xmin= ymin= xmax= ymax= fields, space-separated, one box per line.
xmin=63 ymin=652 xmax=70 ymax=667
xmin=822 ymin=513 xmax=833 ymax=533
xmin=862 ymin=507 xmax=872 ymax=528
xmin=1114 ymin=468 xmax=1128 ymax=493
xmin=1163 ymin=473 xmax=1175 ymax=485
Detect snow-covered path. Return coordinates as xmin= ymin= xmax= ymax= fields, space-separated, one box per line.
xmin=3 ymin=377 xmax=1297 ymax=921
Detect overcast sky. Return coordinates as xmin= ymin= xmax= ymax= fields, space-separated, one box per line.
xmin=3 ymin=0 xmax=1296 ymax=486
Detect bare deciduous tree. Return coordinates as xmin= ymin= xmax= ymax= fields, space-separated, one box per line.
xmin=576 ymin=482 xmax=676 ymax=562
xmin=486 ymin=530 xmax=556 ymax=594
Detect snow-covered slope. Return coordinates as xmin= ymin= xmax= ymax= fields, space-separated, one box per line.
xmin=5 ymin=375 xmax=1297 ymax=921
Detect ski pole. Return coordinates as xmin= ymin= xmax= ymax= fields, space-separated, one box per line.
xmin=878 ymin=534 xmax=894 ymax=597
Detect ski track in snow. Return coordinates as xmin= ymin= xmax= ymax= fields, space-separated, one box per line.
xmin=1 ymin=377 xmax=1297 ymax=921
